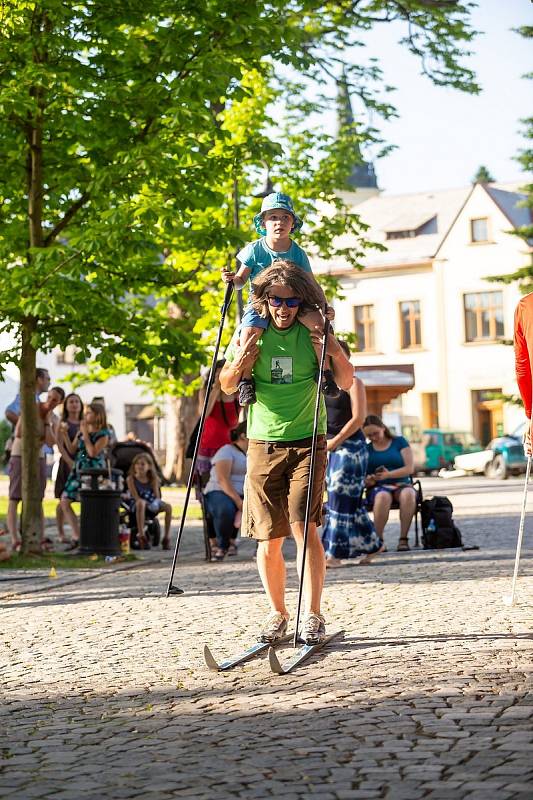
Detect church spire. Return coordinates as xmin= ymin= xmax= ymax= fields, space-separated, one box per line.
xmin=337 ymin=67 xmax=378 ymax=191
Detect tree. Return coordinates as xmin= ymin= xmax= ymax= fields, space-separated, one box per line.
xmin=488 ymin=24 xmax=533 ymax=293
xmin=473 ymin=165 xmax=495 ymax=183
xmin=0 ymin=1 xmax=479 ymax=551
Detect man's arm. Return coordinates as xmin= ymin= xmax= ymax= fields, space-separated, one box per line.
xmin=514 ymin=303 xmax=532 ymax=418
xmin=220 ymin=335 xmax=260 ymax=394
xmin=310 ymin=327 xmax=353 ymax=391
xmin=329 ymin=337 xmax=354 ymax=391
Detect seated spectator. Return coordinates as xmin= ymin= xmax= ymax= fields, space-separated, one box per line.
xmin=126 ymin=453 xmax=172 ymax=550
xmin=363 ymin=414 xmax=417 ymax=551
xmin=195 ymin=360 xmax=240 ymax=487
xmin=203 ymin=421 xmax=248 ymax=561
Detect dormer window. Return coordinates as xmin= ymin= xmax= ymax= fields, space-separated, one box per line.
xmin=386 ymin=229 xmax=416 ymax=240
xmin=470 ymin=217 xmax=489 ymax=243
xmin=384 ymin=215 xmax=437 ymax=240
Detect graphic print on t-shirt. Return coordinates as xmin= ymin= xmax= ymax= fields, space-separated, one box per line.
xmin=271 ymin=357 xmax=293 ymax=384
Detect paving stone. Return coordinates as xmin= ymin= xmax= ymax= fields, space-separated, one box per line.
xmin=1 ymin=493 xmax=532 ymax=800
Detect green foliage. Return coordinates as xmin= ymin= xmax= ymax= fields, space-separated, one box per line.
xmin=0 ymin=1 xmax=479 ymax=387
xmin=473 ymin=165 xmax=495 ymax=183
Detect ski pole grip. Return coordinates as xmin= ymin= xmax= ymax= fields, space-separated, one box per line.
xmin=222 ymin=281 xmax=234 ymax=311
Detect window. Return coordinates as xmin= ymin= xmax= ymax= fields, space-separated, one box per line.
xmin=470 ymin=217 xmax=489 ymax=243
xmin=464 ymin=291 xmax=504 ymax=341
xmin=386 ymin=229 xmax=416 ymax=240
xmin=353 ymin=305 xmax=375 ymax=352
xmin=399 ymin=301 xmax=422 ymax=349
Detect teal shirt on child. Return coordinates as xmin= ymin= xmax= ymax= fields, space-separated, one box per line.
xmin=237 ymin=238 xmax=312 ymax=287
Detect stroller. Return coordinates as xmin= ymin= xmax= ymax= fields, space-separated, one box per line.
xmin=110 ymin=440 xmax=165 ymax=549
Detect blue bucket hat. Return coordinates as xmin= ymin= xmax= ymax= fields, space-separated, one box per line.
xmin=253 ymin=192 xmax=303 ymax=236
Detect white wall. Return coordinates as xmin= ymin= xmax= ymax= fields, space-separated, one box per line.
xmin=336 ymin=265 xmax=439 ymax=422
xmin=436 ymin=184 xmax=525 ymax=433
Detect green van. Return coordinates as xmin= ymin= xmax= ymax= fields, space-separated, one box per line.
xmin=411 ymin=428 xmax=482 ymax=474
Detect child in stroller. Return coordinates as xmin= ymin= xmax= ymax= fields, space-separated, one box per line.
xmin=111 ymin=441 xmax=171 ymax=550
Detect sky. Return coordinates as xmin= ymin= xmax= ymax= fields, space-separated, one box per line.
xmin=339 ymin=0 xmax=532 ymax=195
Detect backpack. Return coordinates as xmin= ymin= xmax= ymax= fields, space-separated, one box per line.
xmin=421 ymin=496 xmax=463 ymax=549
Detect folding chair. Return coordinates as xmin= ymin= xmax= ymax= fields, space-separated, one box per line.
xmin=365 ymin=478 xmax=423 ymax=548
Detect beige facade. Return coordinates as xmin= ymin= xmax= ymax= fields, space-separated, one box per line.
xmin=316 ymin=182 xmax=532 ymax=444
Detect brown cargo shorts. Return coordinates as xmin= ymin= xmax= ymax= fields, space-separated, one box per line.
xmin=242 ymin=435 xmax=327 ymax=541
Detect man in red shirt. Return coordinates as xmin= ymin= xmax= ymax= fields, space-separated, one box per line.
xmin=513 ymin=293 xmax=533 ymax=455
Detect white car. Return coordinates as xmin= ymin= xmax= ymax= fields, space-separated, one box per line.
xmin=454 ymin=448 xmax=494 ymax=475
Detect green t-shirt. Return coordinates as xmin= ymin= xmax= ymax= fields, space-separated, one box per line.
xmin=227 ymin=320 xmax=326 ymax=441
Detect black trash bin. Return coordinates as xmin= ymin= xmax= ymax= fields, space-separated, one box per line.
xmin=79 ymin=468 xmax=123 ymax=555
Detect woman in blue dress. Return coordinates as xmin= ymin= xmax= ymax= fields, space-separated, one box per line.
xmin=61 ymin=403 xmax=110 ymax=550
xmin=363 ymin=415 xmax=416 ymax=551
xmin=322 ymin=342 xmax=383 ymax=567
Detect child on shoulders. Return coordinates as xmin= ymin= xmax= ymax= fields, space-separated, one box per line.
xmin=222 ymin=191 xmax=337 ymax=405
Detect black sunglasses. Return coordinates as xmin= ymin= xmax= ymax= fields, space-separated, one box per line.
xmin=267 ymin=295 xmax=302 ymax=308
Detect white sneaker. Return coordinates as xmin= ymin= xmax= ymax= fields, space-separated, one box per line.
xmin=299 ymin=613 xmax=326 ymax=645
xmin=258 ymin=612 xmax=289 ymax=643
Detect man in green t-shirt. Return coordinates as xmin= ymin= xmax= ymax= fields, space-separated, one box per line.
xmin=220 ymin=260 xmax=353 ymax=644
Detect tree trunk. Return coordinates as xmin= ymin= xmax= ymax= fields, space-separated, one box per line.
xmin=20 ymin=319 xmax=43 ymax=554
xmin=22 ymin=32 xmax=46 ymax=553
xmin=164 ymin=394 xmax=199 ymax=484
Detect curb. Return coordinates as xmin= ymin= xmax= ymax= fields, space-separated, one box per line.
xmin=0 ymin=557 xmax=167 ymax=601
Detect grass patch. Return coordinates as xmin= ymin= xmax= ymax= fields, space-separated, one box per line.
xmin=0 ymin=497 xmax=79 ymax=519
xmin=0 ymin=552 xmax=137 ymax=570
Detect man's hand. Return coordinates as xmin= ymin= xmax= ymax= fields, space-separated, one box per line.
xmin=310 ymin=326 xmax=343 ymax=358
xmin=221 ymin=268 xmax=235 ymax=284
xmin=233 ymin=333 xmax=260 ymax=372
xmin=524 ymin=419 xmax=532 ymax=457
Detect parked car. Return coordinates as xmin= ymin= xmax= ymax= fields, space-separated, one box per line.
xmin=455 ymin=423 xmax=527 ymax=479
xmin=412 ymin=428 xmax=482 ymax=474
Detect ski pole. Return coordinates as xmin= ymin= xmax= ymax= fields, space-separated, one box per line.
xmin=293 ymin=304 xmax=330 ymax=646
xmin=165 ymin=282 xmax=234 ymax=596
xmin=503 ymin=454 xmax=531 ymax=607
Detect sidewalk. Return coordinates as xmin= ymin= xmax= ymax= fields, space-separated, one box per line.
xmin=1 ymin=504 xmax=532 ymax=799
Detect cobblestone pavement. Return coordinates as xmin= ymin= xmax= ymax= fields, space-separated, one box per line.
xmin=1 ymin=478 xmax=532 ymax=799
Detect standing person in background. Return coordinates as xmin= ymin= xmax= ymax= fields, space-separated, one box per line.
xmin=4 ymin=367 xmax=51 ymax=426
xmin=61 ymin=403 xmax=110 ymax=551
xmin=514 ymin=293 xmax=533 ymax=455
xmin=90 ymin=397 xmax=117 ymax=451
xmin=363 ymin=415 xmax=416 ymax=551
xmin=54 ymin=393 xmax=84 ymax=545
xmin=7 ymin=386 xmax=64 ymax=551
xmin=4 ymin=368 xmax=51 ymax=464
xmin=195 ymin=360 xmax=240 ymax=487
xmin=322 ymin=342 xmax=383 ymax=567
